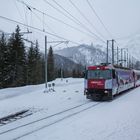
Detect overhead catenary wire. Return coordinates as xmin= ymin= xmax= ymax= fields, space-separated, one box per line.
xmin=24 ymin=3 xmax=29 ymax=32
xmin=51 ymin=0 xmax=101 ymax=39
xmin=51 ymin=0 xmax=80 ymax=24
xmin=86 ymin=0 xmax=113 ymax=39
xmin=43 ymin=0 xmax=80 ymax=26
xmin=68 ymin=0 xmax=106 ymax=43
xmin=51 ymin=0 xmax=93 ymax=35
xmin=43 ymin=0 xmax=105 ymax=43
xmin=13 ymin=0 xmax=25 ymax=24
xmin=25 ymin=2 xmax=96 ymax=38
xmin=0 ymin=15 xmax=80 ymax=45
xmin=87 ymin=0 xmax=132 ymax=61
xmin=85 ymin=0 xmax=121 ymax=63
xmin=7 ymin=0 xmax=138 ymax=66
xmin=85 ymin=0 xmax=127 ymax=58
xmin=17 ymin=0 xmax=104 ymax=42
xmin=32 ymin=11 xmax=56 ymax=34
xmin=43 ymin=0 xmax=106 ymax=44
xmin=14 ymin=0 xmax=29 ymax=33
xmin=50 ymin=0 xmax=137 ymax=64
xmin=32 ymin=10 xmax=96 ymax=39
xmin=17 ymin=0 xmax=136 ymax=64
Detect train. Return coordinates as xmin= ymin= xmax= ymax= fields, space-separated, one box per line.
xmin=84 ymin=63 xmax=140 ymax=101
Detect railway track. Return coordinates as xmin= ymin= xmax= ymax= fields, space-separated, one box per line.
xmin=0 ymin=101 xmax=101 ymax=140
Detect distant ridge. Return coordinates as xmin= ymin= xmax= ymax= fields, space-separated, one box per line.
xmin=55 ymin=44 xmax=108 ymax=66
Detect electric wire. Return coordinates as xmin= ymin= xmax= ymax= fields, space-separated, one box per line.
xmin=51 ymin=0 xmax=80 ymax=23
xmin=85 ymin=0 xmax=127 ymax=58
xmin=86 ymin=0 xmax=113 ymax=38
xmin=16 ymin=0 xmax=136 ymax=62
xmin=32 ymin=11 xmax=56 ymax=34
xmin=51 ymin=0 xmax=100 ymax=38
xmin=68 ymin=0 xmax=106 ymax=42
xmin=43 ymin=0 xmax=106 ymax=43
xmin=17 ymin=0 xmax=103 ymax=41
xmin=43 ymin=0 xmax=80 ymax=26
xmin=86 ymin=0 xmax=133 ymax=62
xmin=30 ymin=6 xmax=95 ymax=38
xmin=14 ymin=0 xmax=25 ymax=24
xmin=51 ymin=0 xmax=95 ymax=36
xmin=0 ymin=15 xmax=80 ymax=45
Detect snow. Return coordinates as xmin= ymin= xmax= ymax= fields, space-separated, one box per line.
xmin=0 ymin=78 xmax=140 ymax=140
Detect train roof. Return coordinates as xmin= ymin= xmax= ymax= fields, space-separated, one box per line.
xmin=87 ymin=63 xmax=132 ymax=70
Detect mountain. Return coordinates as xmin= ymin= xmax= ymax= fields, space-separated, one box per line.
xmin=54 ymin=44 xmax=107 ymax=66
xmin=124 ymin=34 xmax=140 ymax=60
xmin=54 ymin=54 xmax=84 ymax=71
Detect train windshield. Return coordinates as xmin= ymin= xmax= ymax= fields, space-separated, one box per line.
xmin=87 ymin=69 xmax=112 ymax=80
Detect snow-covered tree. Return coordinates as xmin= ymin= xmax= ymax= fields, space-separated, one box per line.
xmin=27 ymin=40 xmax=44 ymax=84
xmin=47 ymin=46 xmax=55 ymax=81
xmin=0 ymin=33 xmax=10 ymax=88
xmin=8 ymin=25 xmax=26 ymax=87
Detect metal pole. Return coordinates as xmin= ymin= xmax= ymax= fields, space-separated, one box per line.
xmin=121 ymin=48 xmax=123 ymax=66
xmin=123 ymin=51 xmax=125 ymax=67
xmin=127 ymin=49 xmax=128 ymax=68
xmin=106 ymin=40 xmax=109 ymax=64
xmin=129 ymin=54 xmax=131 ymax=68
xmin=130 ymin=55 xmax=131 ymax=68
xmin=112 ymin=39 xmax=114 ymax=65
xmin=132 ymin=56 xmax=134 ymax=68
xmin=61 ymin=63 xmax=63 ymax=81
xmin=117 ymin=46 xmax=119 ymax=65
xmin=124 ymin=51 xmax=126 ymax=67
xmin=45 ymin=35 xmax=48 ymax=92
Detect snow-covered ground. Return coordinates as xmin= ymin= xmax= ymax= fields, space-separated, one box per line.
xmin=0 ymin=78 xmax=140 ymax=140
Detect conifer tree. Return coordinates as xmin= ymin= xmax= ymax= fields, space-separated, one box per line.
xmin=27 ymin=43 xmax=35 ymax=84
xmin=47 ymin=46 xmax=55 ymax=81
xmin=8 ymin=25 xmax=26 ymax=86
xmin=0 ymin=33 xmax=10 ymax=88
xmin=27 ymin=41 xmax=44 ymax=84
xmin=34 ymin=40 xmax=43 ymax=84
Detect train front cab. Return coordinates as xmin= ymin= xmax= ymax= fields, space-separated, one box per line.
xmin=84 ymin=67 xmax=116 ymax=101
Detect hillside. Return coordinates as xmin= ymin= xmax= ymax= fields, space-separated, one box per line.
xmin=55 ymin=44 xmax=107 ymax=66
xmin=124 ymin=33 xmax=140 ymax=60
xmin=54 ymin=54 xmax=84 ymax=71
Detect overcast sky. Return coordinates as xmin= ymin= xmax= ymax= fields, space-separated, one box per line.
xmin=0 ymin=0 xmax=140 ymax=50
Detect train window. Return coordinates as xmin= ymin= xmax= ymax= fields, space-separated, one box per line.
xmin=87 ymin=69 xmax=112 ymax=80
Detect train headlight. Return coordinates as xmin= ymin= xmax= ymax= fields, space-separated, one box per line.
xmin=104 ymin=90 xmax=109 ymax=93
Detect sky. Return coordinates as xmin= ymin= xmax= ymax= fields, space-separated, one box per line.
xmin=0 ymin=0 xmax=140 ymax=50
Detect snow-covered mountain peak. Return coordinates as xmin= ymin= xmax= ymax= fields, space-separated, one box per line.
xmin=124 ymin=33 xmax=140 ymax=60
xmin=55 ymin=44 xmax=107 ymax=66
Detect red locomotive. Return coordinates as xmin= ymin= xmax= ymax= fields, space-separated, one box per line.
xmin=84 ymin=63 xmax=140 ymax=100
